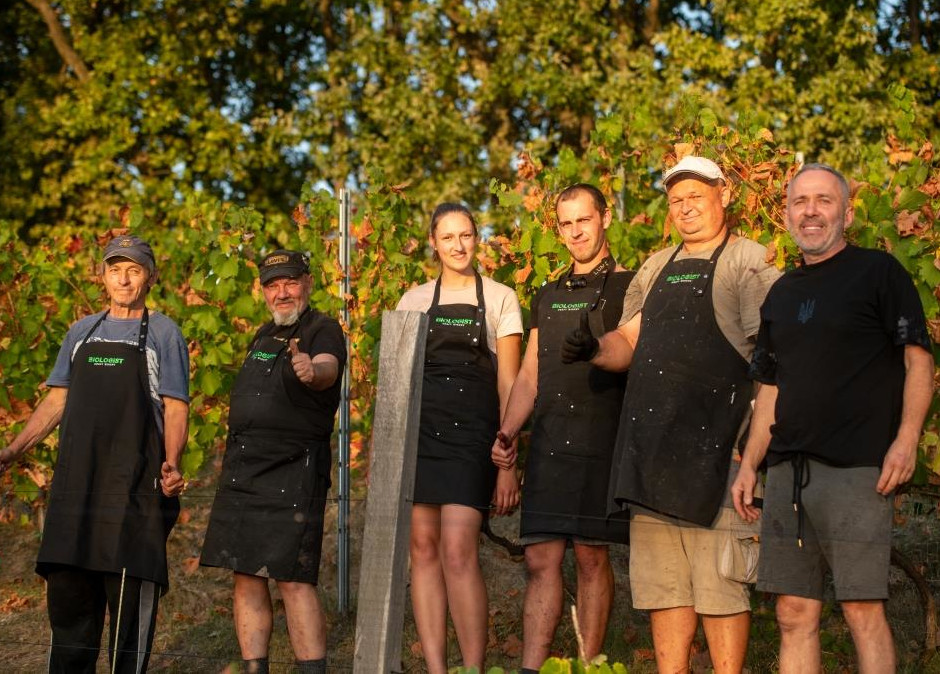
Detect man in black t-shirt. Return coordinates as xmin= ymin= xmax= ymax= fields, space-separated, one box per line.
xmin=201 ymin=250 xmax=346 ymax=674
xmin=732 ymin=164 xmax=934 ymax=672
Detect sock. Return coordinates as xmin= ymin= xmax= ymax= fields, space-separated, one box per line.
xmin=295 ymin=658 xmax=327 ymax=674
xmin=521 ymin=669 xmax=540 ymax=674
xmin=243 ymin=658 xmax=269 ymax=674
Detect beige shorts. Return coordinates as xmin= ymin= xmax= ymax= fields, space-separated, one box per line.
xmin=629 ymin=506 xmax=752 ymax=615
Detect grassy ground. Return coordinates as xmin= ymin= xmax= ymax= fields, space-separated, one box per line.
xmin=1 ymin=480 xmax=939 ymax=672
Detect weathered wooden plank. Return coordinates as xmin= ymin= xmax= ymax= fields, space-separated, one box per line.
xmin=353 ymin=310 xmax=427 ymax=673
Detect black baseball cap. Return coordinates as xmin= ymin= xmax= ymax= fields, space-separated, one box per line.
xmin=259 ymin=249 xmax=310 ymax=284
xmin=103 ymin=235 xmax=156 ymax=273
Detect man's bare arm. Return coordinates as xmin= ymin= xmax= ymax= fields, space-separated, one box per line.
xmin=0 ymin=387 xmax=68 ymax=474
xmin=731 ymin=383 xmax=777 ymax=522
xmin=876 ymin=344 xmax=935 ymax=495
xmin=160 ymin=396 xmax=189 ymax=497
xmin=492 ymin=329 xmax=539 ymax=469
xmin=590 ymin=312 xmax=641 ymax=372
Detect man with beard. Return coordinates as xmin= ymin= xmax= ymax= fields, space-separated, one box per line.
xmin=201 ymin=250 xmax=345 ymax=674
xmin=732 ymin=164 xmax=933 ymax=672
xmin=492 ymin=184 xmax=632 ymax=669
xmin=570 ymin=157 xmax=781 ymax=672
xmin=0 ymin=234 xmax=189 ymax=673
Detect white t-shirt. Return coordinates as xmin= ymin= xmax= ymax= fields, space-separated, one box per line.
xmin=396 ymin=275 xmax=523 ymax=353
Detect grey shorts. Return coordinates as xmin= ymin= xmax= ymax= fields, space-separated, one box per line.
xmin=757 ymin=459 xmax=892 ymax=602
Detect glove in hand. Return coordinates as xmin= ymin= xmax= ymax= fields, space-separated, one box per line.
xmin=561 ymin=311 xmax=599 ymax=364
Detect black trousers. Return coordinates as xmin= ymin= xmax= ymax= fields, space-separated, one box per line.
xmin=46 ymin=566 xmax=160 ymax=674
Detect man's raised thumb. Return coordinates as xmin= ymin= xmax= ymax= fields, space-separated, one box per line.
xmin=289 ymin=338 xmax=301 ymax=356
xmin=579 ymin=310 xmax=592 ymax=337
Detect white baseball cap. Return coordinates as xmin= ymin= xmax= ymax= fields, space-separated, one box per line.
xmin=662 ymin=156 xmax=726 ymax=187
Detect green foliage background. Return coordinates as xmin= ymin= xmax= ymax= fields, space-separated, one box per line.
xmin=1 ymin=1 xmax=939 ymax=506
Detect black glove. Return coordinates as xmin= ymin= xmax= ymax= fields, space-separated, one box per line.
xmin=561 ymin=311 xmax=599 ymax=363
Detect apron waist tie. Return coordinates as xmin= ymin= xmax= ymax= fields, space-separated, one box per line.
xmin=789 ymin=453 xmax=811 ymax=548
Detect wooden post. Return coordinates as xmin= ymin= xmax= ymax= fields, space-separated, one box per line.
xmin=353 ymin=310 xmax=427 ymax=673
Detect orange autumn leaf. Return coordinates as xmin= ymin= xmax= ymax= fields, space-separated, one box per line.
xmin=885 ymin=134 xmax=915 ymax=165
xmin=634 ymin=648 xmax=656 ymax=662
xmin=22 ymin=466 xmax=48 ymax=488
xmin=927 ymin=318 xmax=940 ymax=343
xmin=674 ymin=142 xmax=695 ymax=160
xmin=896 ymin=210 xmax=927 ymax=237
xmin=748 ymin=161 xmax=777 ymax=183
xmin=765 ymin=241 xmax=777 ymax=265
xmin=516 ymin=152 xmax=538 ymax=181
xmin=918 ymin=140 xmax=934 ymax=162
xmin=352 ymin=217 xmax=374 ymax=241
xmin=0 ymin=592 xmax=33 ymax=613
xmin=501 ymin=633 xmax=523 ymax=657
xmin=291 ymin=203 xmax=309 ymax=227
xmin=184 ymin=287 xmax=208 ymax=306
xmin=523 ymin=189 xmax=544 ymax=213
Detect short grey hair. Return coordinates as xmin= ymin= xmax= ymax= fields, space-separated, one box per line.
xmin=787 ymin=163 xmax=850 ymax=204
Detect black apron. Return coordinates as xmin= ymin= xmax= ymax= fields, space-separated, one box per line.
xmin=521 ymin=261 xmax=629 ymax=542
xmin=37 ymin=309 xmax=179 ymax=588
xmin=200 ymin=324 xmax=331 ymax=583
xmin=413 ymin=273 xmax=500 ymax=509
xmin=608 ymin=234 xmax=751 ymax=526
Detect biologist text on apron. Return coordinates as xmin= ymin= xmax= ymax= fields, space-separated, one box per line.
xmin=414 ymin=272 xmax=500 ymax=509
xmin=522 ymin=258 xmax=628 ymax=542
xmin=608 ymin=233 xmax=751 ymax=527
xmin=38 ymin=309 xmax=178 ymax=588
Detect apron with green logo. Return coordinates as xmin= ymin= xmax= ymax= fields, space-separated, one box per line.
xmin=608 ymin=232 xmax=751 ymax=527
xmin=37 ymin=309 xmax=178 ymax=588
xmin=201 ymin=319 xmax=331 ymax=583
xmin=521 ymin=262 xmax=629 ymax=541
xmin=413 ymin=272 xmax=499 ymax=510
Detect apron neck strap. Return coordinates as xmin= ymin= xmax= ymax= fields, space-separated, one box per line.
xmin=137 ymin=307 xmax=149 ymax=353
xmin=668 ymin=228 xmax=732 ymax=265
xmin=78 ymin=311 xmax=110 ymax=349
xmin=430 ymin=271 xmax=485 ymax=313
xmin=556 ymin=254 xmax=615 ymax=290
xmin=557 ymin=255 xmax=616 ymax=313
xmin=77 ymin=308 xmax=150 ymax=353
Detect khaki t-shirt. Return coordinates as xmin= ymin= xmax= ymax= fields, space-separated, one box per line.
xmin=396 ymin=275 xmax=524 ymax=353
xmin=620 ymin=237 xmax=782 ymax=361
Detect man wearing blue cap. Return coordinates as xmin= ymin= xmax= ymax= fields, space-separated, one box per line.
xmin=201 ymin=250 xmax=346 ymax=674
xmin=0 ymin=234 xmax=190 ymax=673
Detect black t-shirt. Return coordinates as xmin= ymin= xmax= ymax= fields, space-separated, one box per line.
xmin=250 ymin=308 xmax=347 ymax=439
xmin=530 ymin=268 xmax=634 ymax=333
xmin=750 ymin=245 xmax=930 ymax=467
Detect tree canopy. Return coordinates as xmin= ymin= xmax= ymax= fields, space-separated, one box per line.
xmin=2 ymin=0 xmax=938 ymax=236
